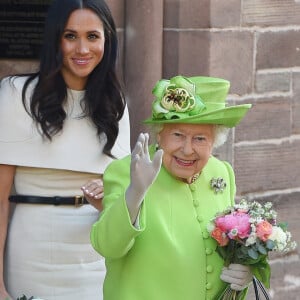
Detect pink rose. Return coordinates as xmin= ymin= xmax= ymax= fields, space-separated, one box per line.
xmin=215 ymin=212 xmax=251 ymax=239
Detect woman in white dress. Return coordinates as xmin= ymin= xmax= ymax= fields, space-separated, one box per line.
xmin=0 ymin=0 xmax=130 ymax=299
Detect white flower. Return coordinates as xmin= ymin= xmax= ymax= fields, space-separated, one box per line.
xmin=207 ymin=221 xmax=215 ymax=233
xmin=245 ymin=232 xmax=257 ymax=246
xmin=236 ymin=199 xmax=249 ymax=210
xmin=264 ymin=202 xmax=273 ymax=210
xmin=269 ymin=226 xmax=288 ymax=251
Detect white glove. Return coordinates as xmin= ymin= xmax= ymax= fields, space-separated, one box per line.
xmin=125 ymin=133 xmax=163 ymax=223
xmin=220 ymin=264 xmax=252 ymax=291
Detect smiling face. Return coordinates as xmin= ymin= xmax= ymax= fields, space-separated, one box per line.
xmin=157 ymin=123 xmax=215 ymax=182
xmin=60 ymin=8 xmax=105 ymax=90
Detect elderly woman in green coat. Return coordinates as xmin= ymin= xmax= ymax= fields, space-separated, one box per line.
xmin=91 ymin=75 xmax=253 ymax=300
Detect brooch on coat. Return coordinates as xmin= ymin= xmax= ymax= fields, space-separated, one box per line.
xmin=210 ymin=177 xmax=226 ymax=193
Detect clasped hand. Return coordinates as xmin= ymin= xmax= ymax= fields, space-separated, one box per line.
xmin=126 ymin=133 xmax=163 ymax=223
xmin=81 ymin=179 xmax=104 ymax=211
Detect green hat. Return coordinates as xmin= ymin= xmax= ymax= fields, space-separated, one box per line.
xmin=143 ymin=75 xmax=251 ymax=127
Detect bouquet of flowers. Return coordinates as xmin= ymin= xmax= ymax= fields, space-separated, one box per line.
xmin=207 ymin=199 xmax=297 ymax=300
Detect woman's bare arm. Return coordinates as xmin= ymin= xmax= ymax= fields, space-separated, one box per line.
xmin=0 ymin=164 xmax=16 ymax=300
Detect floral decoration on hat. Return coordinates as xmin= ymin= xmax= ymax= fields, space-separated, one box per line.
xmin=152 ymin=76 xmax=206 ymax=120
xmin=144 ymin=75 xmax=252 ymax=127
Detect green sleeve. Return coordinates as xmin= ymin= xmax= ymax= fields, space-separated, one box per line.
xmin=90 ymin=156 xmax=146 ymax=259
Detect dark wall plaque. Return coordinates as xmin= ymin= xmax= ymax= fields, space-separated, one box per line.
xmin=0 ymin=1 xmax=52 ymax=59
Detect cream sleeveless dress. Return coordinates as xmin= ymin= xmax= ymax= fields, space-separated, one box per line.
xmin=5 ymin=168 xmax=104 ymax=300
xmin=0 ymin=77 xmax=131 ymax=300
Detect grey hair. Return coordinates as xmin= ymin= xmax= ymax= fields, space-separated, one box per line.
xmin=148 ymin=123 xmax=230 ymax=149
xmin=148 ymin=124 xmax=163 ymax=144
xmin=213 ymin=125 xmax=230 ymax=149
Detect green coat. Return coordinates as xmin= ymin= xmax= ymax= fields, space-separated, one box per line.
xmin=91 ymin=147 xmax=236 ymax=300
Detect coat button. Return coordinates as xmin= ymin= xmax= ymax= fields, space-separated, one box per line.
xmin=206 ymin=282 xmax=212 ymax=290
xmin=189 ymin=184 xmax=196 ymax=191
xmin=196 ymin=215 xmax=203 ymax=222
xmin=206 ymin=265 xmax=213 ymax=273
xmin=205 ymin=248 xmax=213 ymax=255
xmin=202 ymin=231 xmax=209 ymax=238
xmin=193 ymin=200 xmax=199 ymax=207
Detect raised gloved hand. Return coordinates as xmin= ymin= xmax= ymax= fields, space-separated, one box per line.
xmin=125 ymin=133 xmax=163 ymax=223
xmin=220 ymin=264 xmax=253 ymax=291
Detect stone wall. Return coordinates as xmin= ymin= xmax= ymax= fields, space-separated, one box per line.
xmin=165 ymin=1 xmax=300 ymax=298
xmin=1 ymin=0 xmax=300 ymax=298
